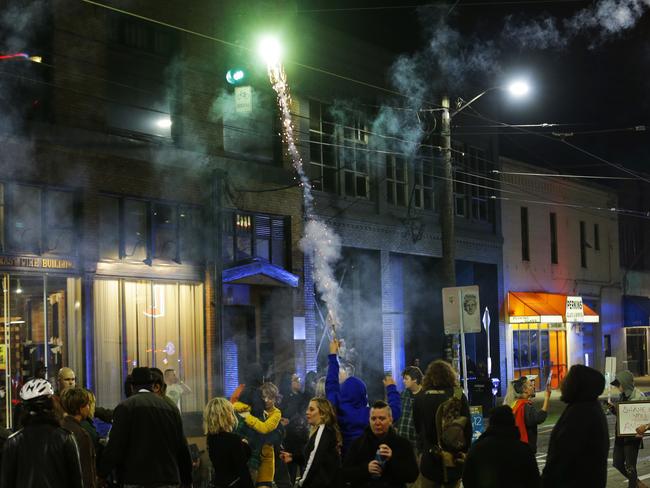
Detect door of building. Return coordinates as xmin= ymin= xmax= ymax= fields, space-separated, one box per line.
xmin=513 ymin=324 xmax=567 ymax=390
xmin=626 ymin=328 xmax=648 ymax=376
xmin=0 ymin=273 xmax=81 ymax=428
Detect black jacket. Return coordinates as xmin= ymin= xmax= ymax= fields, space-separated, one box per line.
xmin=0 ymin=418 xmax=83 ymax=488
xmin=342 ymin=426 xmax=418 ymax=488
xmin=463 ymin=425 xmax=540 ymax=488
xmin=281 ymin=391 xmax=310 ymax=456
xmin=412 ymin=387 xmax=471 ymax=482
xmin=99 ymin=390 xmax=193 ymax=486
xmin=294 ymin=424 xmax=341 ymax=488
xmin=542 ymin=365 xmax=609 ymax=488
xmin=207 ymin=431 xmax=254 ymax=488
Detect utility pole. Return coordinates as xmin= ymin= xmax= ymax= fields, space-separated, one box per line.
xmin=440 ymin=96 xmax=460 ymax=373
xmin=440 ymin=96 xmax=456 ymax=289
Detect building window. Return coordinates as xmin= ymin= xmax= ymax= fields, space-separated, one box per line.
xmin=550 ymin=212 xmax=558 ymax=264
xmin=453 ymin=145 xmax=493 ymax=222
xmin=521 ymin=207 xmax=530 ymax=261
xmin=308 ymin=101 xmax=338 ymax=193
xmin=594 ymin=223 xmax=600 ymax=251
xmin=98 ymin=196 xmax=202 ymax=264
xmin=580 ymin=220 xmax=587 ymax=268
xmin=414 ymin=160 xmax=435 ymax=211
xmin=107 ymin=13 xmax=177 ymax=139
xmin=93 ymin=279 xmax=205 ymax=411
xmin=1 ymin=184 xmax=76 ymax=256
xmin=98 ymin=196 xmax=120 ymax=260
xmin=223 ymin=212 xmax=289 ymax=268
xmin=46 ymin=190 xmax=75 ymax=255
xmin=341 ymin=117 xmax=369 ymax=199
xmin=386 ymin=156 xmax=407 ymax=207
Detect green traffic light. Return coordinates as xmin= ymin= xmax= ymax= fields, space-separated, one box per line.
xmin=226 ymin=69 xmax=246 ymax=85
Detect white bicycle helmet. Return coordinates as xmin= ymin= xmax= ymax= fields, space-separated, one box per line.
xmin=19 ymin=378 xmax=54 ymax=401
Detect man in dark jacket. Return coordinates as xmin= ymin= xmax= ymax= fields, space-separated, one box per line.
xmin=98 ymin=367 xmax=193 ymax=487
xmin=341 ymin=400 xmax=418 ymax=488
xmin=1 ymin=378 xmax=83 ymax=488
xmin=541 ymin=364 xmax=609 ymax=488
xmin=463 ymin=406 xmax=540 ymax=488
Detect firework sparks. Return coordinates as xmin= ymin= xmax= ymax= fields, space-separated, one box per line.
xmin=266 ymin=60 xmax=343 ymax=335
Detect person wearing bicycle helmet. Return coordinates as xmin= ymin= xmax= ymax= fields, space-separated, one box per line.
xmin=0 ymin=378 xmax=83 ymax=488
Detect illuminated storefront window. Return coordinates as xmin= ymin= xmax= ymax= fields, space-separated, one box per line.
xmin=93 ymin=279 xmax=205 ymax=412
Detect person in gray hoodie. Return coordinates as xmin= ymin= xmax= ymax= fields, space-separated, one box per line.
xmin=608 ymin=370 xmax=647 ymax=488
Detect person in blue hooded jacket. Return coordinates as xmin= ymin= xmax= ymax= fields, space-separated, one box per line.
xmin=326 ymin=339 xmax=401 ymax=456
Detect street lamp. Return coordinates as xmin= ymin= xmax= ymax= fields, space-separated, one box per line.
xmin=439 ymin=80 xmax=531 ymax=386
xmin=257 ymin=35 xmax=283 ymax=67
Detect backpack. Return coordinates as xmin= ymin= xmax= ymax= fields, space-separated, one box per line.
xmin=432 ymin=387 xmax=468 ymax=482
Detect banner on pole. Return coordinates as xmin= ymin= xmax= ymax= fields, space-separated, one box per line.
xmin=442 ymin=285 xmax=481 ymax=334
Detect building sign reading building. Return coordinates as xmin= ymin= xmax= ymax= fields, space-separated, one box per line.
xmin=0 ymin=255 xmax=75 ymax=270
xmin=565 ymin=296 xmax=584 ymax=323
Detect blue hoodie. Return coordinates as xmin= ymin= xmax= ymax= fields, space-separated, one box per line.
xmin=325 ymin=354 xmax=401 ymax=455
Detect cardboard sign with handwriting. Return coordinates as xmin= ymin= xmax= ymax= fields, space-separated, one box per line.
xmin=617 ymin=400 xmax=650 ymax=436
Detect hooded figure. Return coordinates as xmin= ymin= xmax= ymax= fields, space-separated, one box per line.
xmin=542 ymin=365 xmax=609 ymax=488
xmin=325 ymin=350 xmax=401 ymax=455
xmin=463 ymin=406 xmax=540 ymax=488
xmin=609 ymin=370 xmax=647 ymax=488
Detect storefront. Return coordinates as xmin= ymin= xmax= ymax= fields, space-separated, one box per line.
xmin=622 ymin=295 xmax=650 ymax=376
xmin=0 ymin=255 xmax=83 ymax=428
xmin=507 ymin=292 xmax=599 ymax=389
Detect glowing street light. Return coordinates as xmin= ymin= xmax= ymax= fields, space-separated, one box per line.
xmin=508 ymin=80 xmax=530 ymax=98
xmin=155 ymin=117 xmax=172 ymax=129
xmin=258 ymin=35 xmax=283 ymax=66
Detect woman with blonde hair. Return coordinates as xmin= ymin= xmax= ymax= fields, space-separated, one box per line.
xmin=280 ymin=397 xmax=341 ymax=487
xmin=204 ymin=397 xmax=254 ymax=488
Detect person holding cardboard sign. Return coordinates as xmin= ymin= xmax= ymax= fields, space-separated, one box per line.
xmin=608 ymin=370 xmax=647 ymax=488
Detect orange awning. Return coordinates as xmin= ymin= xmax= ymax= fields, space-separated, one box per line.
xmin=508 ymin=292 xmax=599 ymax=324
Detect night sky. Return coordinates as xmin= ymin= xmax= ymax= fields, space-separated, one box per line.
xmin=296 ymin=0 xmax=650 ymax=176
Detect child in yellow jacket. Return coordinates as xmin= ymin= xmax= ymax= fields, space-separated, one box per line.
xmin=234 ymin=382 xmax=282 ymax=487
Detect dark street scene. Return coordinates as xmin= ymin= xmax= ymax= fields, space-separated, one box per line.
xmin=0 ymin=0 xmax=649 ymax=486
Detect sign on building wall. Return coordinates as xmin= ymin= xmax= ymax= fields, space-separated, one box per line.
xmin=0 ymin=255 xmax=75 ymax=271
xmin=566 ymin=296 xmax=584 ymax=322
xmin=235 ymin=86 xmax=253 ymax=113
xmin=442 ymin=285 xmax=481 ymax=334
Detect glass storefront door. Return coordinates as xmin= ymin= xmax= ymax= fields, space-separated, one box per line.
xmin=513 ymin=323 xmax=567 ymax=390
xmin=626 ymin=328 xmax=648 ymax=376
xmin=0 ymin=273 xmax=82 ymax=428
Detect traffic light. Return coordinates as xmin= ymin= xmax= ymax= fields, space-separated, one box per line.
xmin=226 ymin=68 xmax=247 ymax=85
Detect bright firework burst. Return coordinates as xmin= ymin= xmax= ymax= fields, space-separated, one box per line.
xmin=266 ymin=60 xmax=343 ymax=335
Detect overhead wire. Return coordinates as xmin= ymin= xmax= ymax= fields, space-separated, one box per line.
xmin=2 ymin=3 xmax=641 ymax=220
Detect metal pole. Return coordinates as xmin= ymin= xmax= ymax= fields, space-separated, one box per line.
xmin=459 ymin=289 xmax=468 ymax=396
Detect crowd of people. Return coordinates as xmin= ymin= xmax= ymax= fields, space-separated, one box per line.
xmin=0 ymin=341 xmax=648 ymax=488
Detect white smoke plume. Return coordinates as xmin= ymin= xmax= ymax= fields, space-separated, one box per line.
xmin=504 ymin=0 xmax=650 ymax=49
xmin=299 ymin=219 xmax=343 ymax=330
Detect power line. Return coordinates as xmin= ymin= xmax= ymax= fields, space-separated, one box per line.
xmin=492 ymin=170 xmax=635 ymax=180
xmin=296 ymin=0 xmax=587 ymax=14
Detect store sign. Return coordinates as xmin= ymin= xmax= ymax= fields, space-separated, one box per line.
xmin=0 ymin=255 xmax=75 ymax=270
xmin=566 ymin=296 xmax=584 ymax=322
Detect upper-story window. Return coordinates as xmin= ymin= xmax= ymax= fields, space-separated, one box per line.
xmin=341 ymin=117 xmax=369 ymax=199
xmin=106 ymin=13 xmax=178 ymax=139
xmin=414 ymin=159 xmax=435 ymax=211
xmin=309 ymin=101 xmax=338 ymax=193
xmin=386 ymin=156 xmax=408 ymax=207
xmin=222 ymin=212 xmax=290 ymax=269
xmin=0 ymin=183 xmax=77 ymax=256
xmin=308 ymin=101 xmax=370 ymax=199
xmin=453 ymin=145 xmax=493 ymax=223
xmin=98 ymin=195 xmax=203 ymax=264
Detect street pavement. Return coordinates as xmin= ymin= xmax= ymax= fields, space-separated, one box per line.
xmin=530 ymin=376 xmax=650 ymax=486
